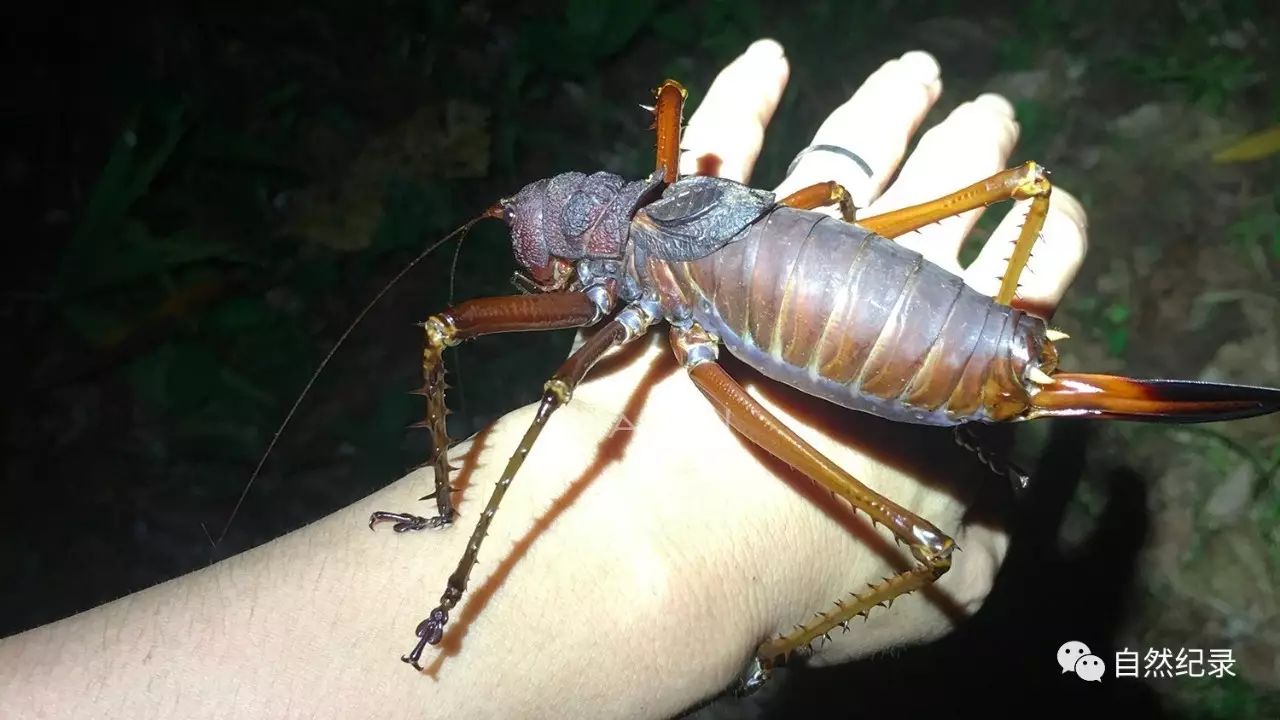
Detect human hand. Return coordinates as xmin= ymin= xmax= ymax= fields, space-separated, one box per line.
xmin=0 ymin=39 xmax=1089 ymax=720
xmin=378 ymin=37 xmax=1090 ymax=716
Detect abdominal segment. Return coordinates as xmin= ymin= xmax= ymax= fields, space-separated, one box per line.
xmin=673 ymin=207 xmax=1036 ymax=425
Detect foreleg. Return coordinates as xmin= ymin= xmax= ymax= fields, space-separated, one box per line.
xmin=370 ymin=291 xmax=609 ymax=532
xmin=652 ymin=80 xmax=687 ymax=183
xmin=400 ymin=303 xmax=656 ymax=669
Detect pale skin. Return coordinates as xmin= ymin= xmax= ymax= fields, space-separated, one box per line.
xmin=1 ymin=40 xmax=1088 ymax=720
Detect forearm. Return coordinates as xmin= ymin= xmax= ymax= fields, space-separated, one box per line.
xmin=3 ymin=334 xmax=1008 ymax=720
xmin=0 ymin=480 xmax=441 ymax=719
xmin=0 ymin=400 xmax=762 ymax=720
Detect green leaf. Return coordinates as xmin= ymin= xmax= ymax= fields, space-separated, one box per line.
xmin=64 ymin=222 xmax=236 ymax=296
xmin=124 ymin=341 xmax=223 ymax=415
xmin=57 ymin=97 xmax=189 ymax=296
xmin=1103 ymin=303 xmax=1130 ymax=325
xmin=208 ymin=296 xmax=274 ymax=334
xmin=371 ymin=177 xmax=456 ymax=255
xmin=565 ymin=0 xmax=657 ymax=59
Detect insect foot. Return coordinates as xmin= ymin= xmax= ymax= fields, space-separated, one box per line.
xmin=401 ymin=608 xmax=449 ymax=671
xmin=732 ymin=656 xmax=772 ymax=697
xmin=367 ymin=510 xmax=453 ymax=532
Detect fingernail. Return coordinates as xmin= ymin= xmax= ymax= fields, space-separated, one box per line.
xmin=973 ymin=93 xmax=1016 ymax=120
xmin=746 ymin=38 xmax=785 ymax=61
xmin=898 ymin=50 xmax=941 ymax=86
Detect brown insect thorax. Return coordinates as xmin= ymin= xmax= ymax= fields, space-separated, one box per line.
xmin=499 ymin=170 xmax=661 ymax=294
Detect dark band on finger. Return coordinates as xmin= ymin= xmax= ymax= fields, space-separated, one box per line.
xmin=786 ymin=144 xmax=874 ymax=179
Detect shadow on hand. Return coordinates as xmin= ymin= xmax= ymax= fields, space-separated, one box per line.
xmin=709 ymin=348 xmax=1027 ymax=627
xmin=695 ymin=419 xmax=1168 ymax=718
xmin=419 ymin=333 xmax=679 ymax=675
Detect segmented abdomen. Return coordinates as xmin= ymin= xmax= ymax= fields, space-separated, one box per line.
xmin=673 ymin=206 xmax=1044 ymax=425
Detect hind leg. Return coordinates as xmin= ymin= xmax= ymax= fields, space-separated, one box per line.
xmin=855 ymin=161 xmax=1051 ymax=306
xmin=670 ymin=324 xmax=955 ymax=694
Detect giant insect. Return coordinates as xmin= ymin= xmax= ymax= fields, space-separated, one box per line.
xmin=351 ymin=79 xmax=1280 ymax=692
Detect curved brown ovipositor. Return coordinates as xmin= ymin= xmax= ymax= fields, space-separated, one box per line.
xmin=1025 ymin=373 xmax=1280 ymax=423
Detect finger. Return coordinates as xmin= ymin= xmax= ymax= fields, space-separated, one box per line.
xmin=677 ymin=39 xmax=790 ymax=184
xmin=864 ymin=93 xmax=1021 ymax=270
xmin=774 ymin=50 xmax=942 ymax=210
xmin=963 ymin=185 xmax=1088 ymax=317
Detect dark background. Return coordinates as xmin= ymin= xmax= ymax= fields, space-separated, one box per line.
xmin=4 ymin=1 xmax=1279 ymax=718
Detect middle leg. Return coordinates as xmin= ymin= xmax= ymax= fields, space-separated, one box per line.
xmin=400 ymin=302 xmax=657 ymax=670
xmin=778 ymin=181 xmax=858 ymax=222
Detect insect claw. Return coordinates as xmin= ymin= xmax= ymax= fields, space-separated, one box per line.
xmin=407 ymin=420 xmax=431 ymax=429
xmin=1028 ymin=366 xmax=1055 ymax=385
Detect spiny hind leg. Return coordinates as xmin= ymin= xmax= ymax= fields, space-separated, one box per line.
xmin=855 ymin=161 xmax=1052 ymax=306
xmin=369 ymin=292 xmax=608 ymax=532
xmin=669 ymin=324 xmax=955 ymax=695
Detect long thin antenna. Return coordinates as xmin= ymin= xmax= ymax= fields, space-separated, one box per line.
xmin=448 ymin=218 xmax=468 ymax=307
xmin=213 ymin=206 xmax=501 ymax=550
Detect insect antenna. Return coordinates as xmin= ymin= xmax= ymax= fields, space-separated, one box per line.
xmin=212 ymin=204 xmax=502 ymax=551
xmin=447 ymin=215 xmax=469 ymax=307
xmin=440 ymin=210 xmax=475 ymax=453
